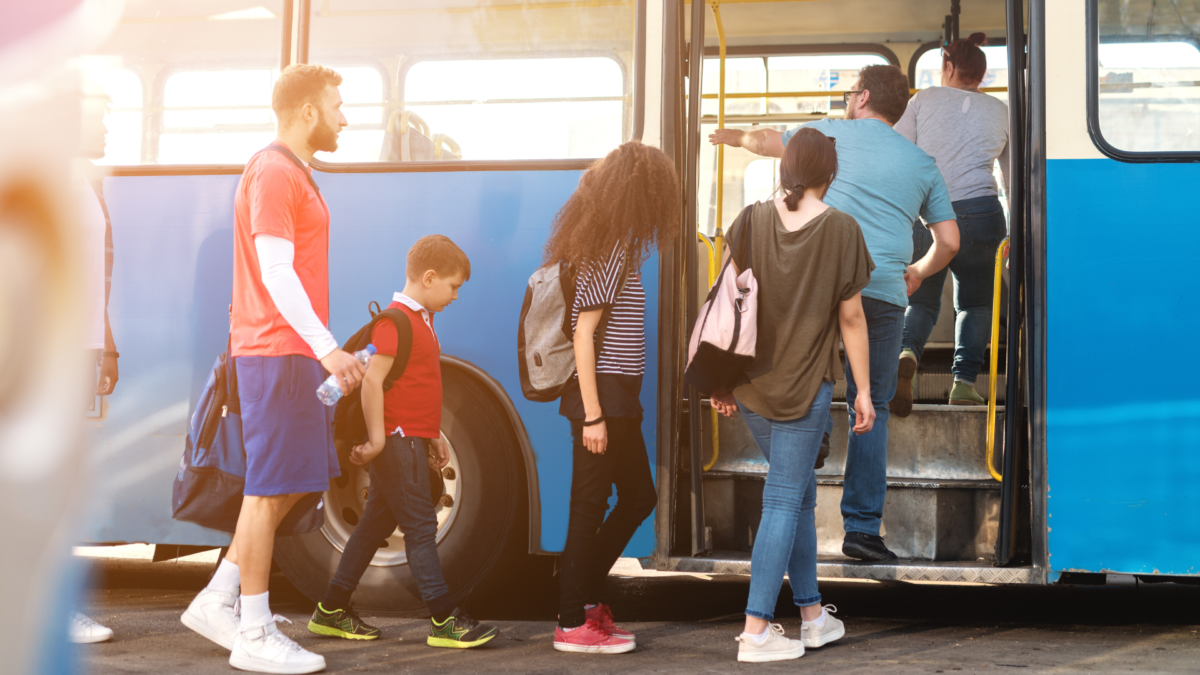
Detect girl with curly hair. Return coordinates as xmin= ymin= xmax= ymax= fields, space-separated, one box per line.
xmin=545 ymin=141 xmax=679 ymax=654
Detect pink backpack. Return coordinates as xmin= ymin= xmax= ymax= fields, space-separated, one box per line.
xmin=685 ymin=206 xmax=758 ymax=395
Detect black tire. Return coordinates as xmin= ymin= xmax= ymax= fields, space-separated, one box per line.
xmin=274 ymin=366 xmax=525 ymax=616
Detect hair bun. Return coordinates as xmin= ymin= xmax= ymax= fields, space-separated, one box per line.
xmin=968 ymin=32 xmax=987 ymax=45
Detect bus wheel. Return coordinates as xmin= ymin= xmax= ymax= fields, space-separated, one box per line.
xmin=274 ymin=368 xmax=525 ymax=616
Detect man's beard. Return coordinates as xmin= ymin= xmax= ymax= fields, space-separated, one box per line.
xmin=308 ymin=108 xmax=339 ymax=153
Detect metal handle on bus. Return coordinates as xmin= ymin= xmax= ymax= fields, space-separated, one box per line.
xmin=985 ymin=237 xmax=1009 ymax=483
xmin=387 ymin=109 xmax=430 ymax=139
xmin=697 ymin=231 xmax=722 ymax=472
xmin=432 ymin=133 xmax=461 ymax=160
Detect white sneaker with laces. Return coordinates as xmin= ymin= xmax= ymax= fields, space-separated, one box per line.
xmin=801 ymin=604 xmax=845 ymax=648
xmin=230 ymin=615 xmax=325 ymax=674
xmin=69 ymin=613 xmax=113 ymax=644
xmin=181 ymin=587 xmax=240 ymax=650
xmin=735 ymin=623 xmax=804 ymax=663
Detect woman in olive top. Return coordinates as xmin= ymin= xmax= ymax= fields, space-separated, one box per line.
xmin=711 ymin=128 xmax=875 ymax=663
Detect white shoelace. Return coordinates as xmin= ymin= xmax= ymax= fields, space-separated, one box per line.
xmin=768 ymin=623 xmax=786 ymax=638
xmin=72 ymin=613 xmax=102 ymax=630
xmin=260 ymin=615 xmax=308 ymax=655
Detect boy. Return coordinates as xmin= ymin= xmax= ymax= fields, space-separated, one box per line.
xmin=307 ymin=235 xmax=498 ymax=648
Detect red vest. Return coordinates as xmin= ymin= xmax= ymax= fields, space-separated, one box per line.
xmin=373 ymin=302 xmax=442 ymax=439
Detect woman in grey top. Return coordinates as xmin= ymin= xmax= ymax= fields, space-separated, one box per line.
xmin=891 ymin=32 xmax=1010 ymax=414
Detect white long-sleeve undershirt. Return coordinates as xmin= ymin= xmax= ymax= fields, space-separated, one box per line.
xmin=254 ymin=233 xmax=338 ymax=360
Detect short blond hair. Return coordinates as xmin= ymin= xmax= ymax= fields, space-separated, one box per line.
xmin=272 ymin=64 xmax=342 ymax=121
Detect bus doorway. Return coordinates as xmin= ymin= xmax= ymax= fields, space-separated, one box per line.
xmin=662 ymin=0 xmax=1038 ymax=584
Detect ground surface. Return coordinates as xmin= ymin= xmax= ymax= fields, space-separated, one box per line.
xmin=76 ymin=547 xmax=1200 ymax=674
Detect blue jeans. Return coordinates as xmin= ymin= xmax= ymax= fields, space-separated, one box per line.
xmin=825 ymin=296 xmax=905 ymax=537
xmin=329 ymin=435 xmax=452 ymax=613
xmin=902 ymin=196 xmax=1008 ymax=382
xmin=740 ymin=381 xmax=834 ymax=620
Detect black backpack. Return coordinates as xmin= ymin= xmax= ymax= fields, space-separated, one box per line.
xmin=333 ymin=302 xmax=413 ymax=446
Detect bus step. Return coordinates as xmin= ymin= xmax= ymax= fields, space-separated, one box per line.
xmin=663 ymin=552 xmax=1038 ymax=585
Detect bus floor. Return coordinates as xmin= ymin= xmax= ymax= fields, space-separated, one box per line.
xmin=70 ymin=548 xmax=1200 ymax=674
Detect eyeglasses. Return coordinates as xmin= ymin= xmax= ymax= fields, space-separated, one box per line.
xmin=842 ymin=89 xmax=864 ymax=105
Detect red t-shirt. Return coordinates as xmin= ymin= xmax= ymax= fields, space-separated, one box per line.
xmin=230 ymin=144 xmax=330 ymax=358
xmin=371 ymin=299 xmax=442 ymax=439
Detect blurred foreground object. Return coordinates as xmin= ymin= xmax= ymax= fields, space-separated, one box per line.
xmin=0 ymin=1 xmax=123 ymax=673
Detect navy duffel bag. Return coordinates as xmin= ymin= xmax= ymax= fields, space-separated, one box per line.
xmin=172 ymin=339 xmax=325 ymax=535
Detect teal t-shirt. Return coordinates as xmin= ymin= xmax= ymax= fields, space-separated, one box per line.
xmin=782 ymin=118 xmax=955 ymax=308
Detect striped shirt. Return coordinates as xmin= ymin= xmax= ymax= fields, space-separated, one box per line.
xmin=570 ymin=245 xmax=645 ymax=377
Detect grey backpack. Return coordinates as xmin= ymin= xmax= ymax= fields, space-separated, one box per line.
xmin=517 ymin=257 xmax=628 ymax=402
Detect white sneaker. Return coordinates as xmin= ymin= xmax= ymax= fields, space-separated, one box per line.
xmin=69 ymin=613 xmax=113 ymax=644
xmin=181 ymin=587 xmax=240 ymax=650
xmin=230 ymin=615 xmax=325 ymax=674
xmin=802 ymin=605 xmax=845 ymax=648
xmin=736 ymin=623 xmax=804 ymax=663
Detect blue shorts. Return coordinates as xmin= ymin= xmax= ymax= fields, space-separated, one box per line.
xmin=236 ymin=355 xmax=340 ymax=496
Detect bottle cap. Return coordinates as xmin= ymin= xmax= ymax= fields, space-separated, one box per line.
xmin=365 ymin=344 xmax=377 ymax=355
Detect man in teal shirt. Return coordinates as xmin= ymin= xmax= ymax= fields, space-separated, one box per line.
xmin=711 ymin=65 xmax=959 ymax=561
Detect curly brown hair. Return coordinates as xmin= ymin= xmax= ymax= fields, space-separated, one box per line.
xmin=543 ymin=142 xmax=681 ymax=269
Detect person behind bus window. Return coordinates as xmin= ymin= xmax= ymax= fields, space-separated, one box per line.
xmin=546 ymin=142 xmax=679 ymax=654
xmin=710 ymin=65 xmax=959 ymax=562
xmin=69 ymin=83 xmax=119 ymax=647
xmin=710 ymin=128 xmax=874 ymax=663
xmin=891 ymin=33 xmax=1010 ymax=414
xmin=180 ymin=64 xmax=364 ymax=675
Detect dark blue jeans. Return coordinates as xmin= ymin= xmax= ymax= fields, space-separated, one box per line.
xmin=329 ymin=435 xmax=452 ymax=611
xmin=902 ymin=195 xmax=1008 ymax=383
xmin=825 ymin=296 xmax=905 ymax=537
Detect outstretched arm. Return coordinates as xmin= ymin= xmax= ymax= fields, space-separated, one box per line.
xmin=709 ymin=128 xmax=786 ymax=158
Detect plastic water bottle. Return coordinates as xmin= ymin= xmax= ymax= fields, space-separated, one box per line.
xmin=316 ymin=344 xmax=375 ymax=406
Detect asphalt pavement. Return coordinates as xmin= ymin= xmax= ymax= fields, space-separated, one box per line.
xmin=76 ymin=548 xmax=1200 ymax=674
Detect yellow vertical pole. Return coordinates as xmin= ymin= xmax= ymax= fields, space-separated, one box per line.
xmin=985 ymin=238 xmax=1008 ymax=482
xmin=702 ymin=0 xmax=726 ymax=473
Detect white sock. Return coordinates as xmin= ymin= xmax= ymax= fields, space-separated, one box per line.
xmin=208 ymin=559 xmax=240 ymax=592
xmin=584 ymin=604 xmax=597 ymax=610
xmin=240 ymin=591 xmax=271 ymax=629
xmin=743 ymin=626 xmax=770 ymax=644
xmin=803 ymin=608 xmax=826 ymax=628
xmin=560 ymin=625 xmax=581 ymax=633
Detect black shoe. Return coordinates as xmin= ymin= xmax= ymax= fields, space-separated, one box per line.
xmin=428 ymin=608 xmax=499 ymax=649
xmin=842 ymin=532 xmax=898 ymax=561
xmin=814 ymin=432 xmax=831 ymax=470
xmin=308 ymin=602 xmax=382 ymax=640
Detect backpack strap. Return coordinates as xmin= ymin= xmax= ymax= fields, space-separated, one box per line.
xmin=593 ymin=246 xmax=634 ymax=349
xmin=370 ymin=308 xmax=414 ymax=391
xmin=260 ymin=144 xmax=322 ymax=195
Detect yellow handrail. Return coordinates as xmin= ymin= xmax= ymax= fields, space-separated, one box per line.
xmin=701 ymin=0 xmax=728 ymax=474
xmin=985 ymin=238 xmax=1009 ymax=482
xmin=696 ymin=87 xmax=1008 ymax=100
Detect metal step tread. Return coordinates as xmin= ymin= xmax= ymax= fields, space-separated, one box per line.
xmin=829 ymin=402 xmax=1005 ymax=413
xmin=665 ymin=552 xmax=1037 ymax=584
xmin=704 ymin=472 xmax=1001 ymax=489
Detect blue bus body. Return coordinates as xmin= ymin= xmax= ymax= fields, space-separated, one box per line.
xmin=92 ymin=168 xmax=658 ymax=557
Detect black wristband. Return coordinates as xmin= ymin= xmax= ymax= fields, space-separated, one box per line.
xmin=581 ymin=416 xmax=606 ymax=427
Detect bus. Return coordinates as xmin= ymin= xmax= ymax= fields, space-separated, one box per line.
xmin=74 ymin=0 xmax=1200 ymax=613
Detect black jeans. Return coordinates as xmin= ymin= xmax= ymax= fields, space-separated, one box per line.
xmin=328 ymin=436 xmax=453 ymax=616
xmin=558 ymin=417 xmax=657 ymax=628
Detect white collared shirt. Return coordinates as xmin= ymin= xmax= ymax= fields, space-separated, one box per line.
xmin=393 ymin=291 xmax=438 ymax=345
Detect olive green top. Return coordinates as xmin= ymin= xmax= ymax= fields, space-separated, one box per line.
xmin=730 ymin=201 xmax=874 ymax=421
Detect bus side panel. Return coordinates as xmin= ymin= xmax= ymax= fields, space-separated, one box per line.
xmin=93 ymin=170 xmax=658 ymax=559
xmin=319 ymin=171 xmax=658 ymax=557
xmin=1045 ymin=158 xmax=1200 ymax=576
xmin=90 ymin=174 xmax=242 ymax=547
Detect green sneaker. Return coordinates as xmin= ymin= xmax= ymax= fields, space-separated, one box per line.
xmin=889 ymin=349 xmax=919 ymax=418
xmin=949 ymin=379 xmax=985 ymax=406
xmin=428 ymin=609 xmax=499 ymax=649
xmin=307 ymin=602 xmax=381 ymax=640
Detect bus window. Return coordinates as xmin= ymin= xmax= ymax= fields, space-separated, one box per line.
xmin=85 ymin=1 xmax=285 ymax=165
xmin=912 ymin=44 xmax=1009 ymax=103
xmin=1094 ymin=41 xmax=1200 ymax=154
xmin=314 ymin=66 xmax=385 ymax=163
xmin=698 ymin=51 xmax=890 ymax=235
xmin=81 ymin=59 xmax=143 ymax=166
xmin=307 ymin=0 xmax=636 ymax=163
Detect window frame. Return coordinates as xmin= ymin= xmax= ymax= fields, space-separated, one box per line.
xmin=110 ymin=0 xmax=647 ymax=176
xmin=907 ymin=37 xmax=1010 ymax=91
xmin=1086 ymin=0 xmax=1200 ymax=163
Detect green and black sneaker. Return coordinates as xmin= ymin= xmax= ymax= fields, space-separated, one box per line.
xmin=308 ymin=602 xmax=381 ymax=641
xmin=427 ymin=609 xmax=499 ymax=649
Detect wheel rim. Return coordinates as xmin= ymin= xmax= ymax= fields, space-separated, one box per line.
xmin=319 ymin=433 xmax=462 ymax=567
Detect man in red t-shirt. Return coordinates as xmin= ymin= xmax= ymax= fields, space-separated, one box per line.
xmin=181 ymin=64 xmax=362 ymax=675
